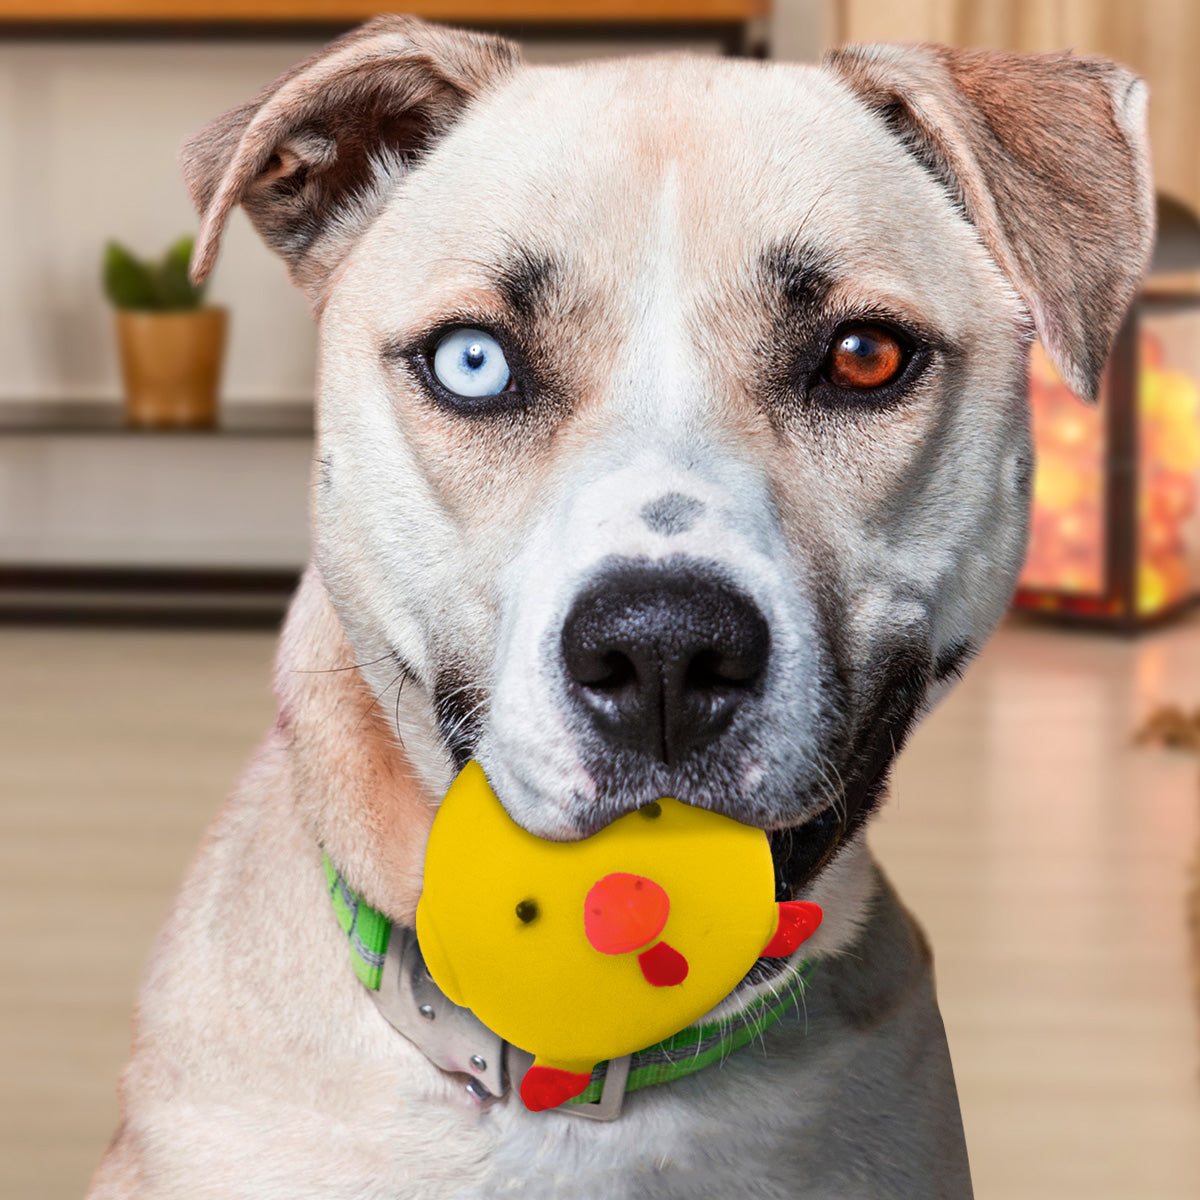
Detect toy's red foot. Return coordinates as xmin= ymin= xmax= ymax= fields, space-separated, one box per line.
xmin=637 ymin=939 xmax=689 ymax=986
xmin=761 ymin=901 xmax=823 ymax=957
xmin=519 ymin=1065 xmax=593 ymax=1112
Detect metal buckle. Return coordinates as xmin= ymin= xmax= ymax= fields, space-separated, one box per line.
xmin=504 ymin=1045 xmax=632 ymax=1122
xmin=370 ymin=927 xmax=506 ymax=1102
xmin=566 ymin=1053 xmax=631 ymax=1121
xmin=372 ymin=927 xmax=632 ymax=1120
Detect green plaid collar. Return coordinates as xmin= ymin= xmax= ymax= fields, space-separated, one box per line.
xmin=323 ymin=853 xmax=813 ymax=1110
xmin=324 ymin=854 xmax=392 ymax=988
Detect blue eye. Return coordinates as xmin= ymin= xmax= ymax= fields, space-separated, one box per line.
xmin=431 ymin=328 xmax=511 ymax=398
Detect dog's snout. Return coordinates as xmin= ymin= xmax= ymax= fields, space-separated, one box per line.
xmin=560 ymin=563 xmax=769 ymax=766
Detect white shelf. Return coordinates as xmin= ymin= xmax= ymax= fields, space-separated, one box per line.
xmin=0 ymin=403 xmax=312 ymax=574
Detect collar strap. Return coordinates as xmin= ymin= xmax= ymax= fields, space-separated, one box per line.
xmin=323 ymin=854 xmax=812 ymax=1119
xmin=563 ymin=961 xmax=813 ymax=1106
xmin=324 ymin=855 xmax=392 ymax=988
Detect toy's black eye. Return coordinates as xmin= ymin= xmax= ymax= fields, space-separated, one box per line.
xmin=639 ymin=801 xmax=662 ymax=819
xmin=515 ymin=899 xmax=539 ymax=924
xmin=825 ymin=324 xmax=907 ymax=390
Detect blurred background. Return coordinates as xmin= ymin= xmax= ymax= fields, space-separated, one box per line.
xmin=1 ymin=2 xmax=1198 ymax=1197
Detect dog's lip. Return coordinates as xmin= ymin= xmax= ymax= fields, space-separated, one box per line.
xmin=735 ymin=952 xmax=799 ymax=992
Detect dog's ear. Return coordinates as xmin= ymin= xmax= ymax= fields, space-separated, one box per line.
xmin=181 ymin=15 xmax=520 ymax=298
xmin=826 ymin=44 xmax=1154 ymax=402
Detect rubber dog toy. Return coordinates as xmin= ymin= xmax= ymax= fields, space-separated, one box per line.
xmin=416 ymin=761 xmax=823 ymax=1112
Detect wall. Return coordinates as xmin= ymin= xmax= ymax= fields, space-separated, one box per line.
xmin=0 ymin=39 xmax=325 ymax=406
xmin=771 ymin=0 xmax=828 ymax=63
xmin=0 ymin=27 xmax=745 ymax=410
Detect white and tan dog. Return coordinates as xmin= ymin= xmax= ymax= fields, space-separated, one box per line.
xmin=89 ymin=17 xmax=1152 ymax=1198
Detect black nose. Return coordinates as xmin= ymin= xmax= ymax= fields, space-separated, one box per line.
xmin=560 ymin=561 xmax=770 ymax=766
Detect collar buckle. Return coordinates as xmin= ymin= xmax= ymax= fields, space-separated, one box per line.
xmin=503 ymin=1046 xmax=632 ymax=1122
xmin=370 ymin=927 xmax=506 ymax=1101
xmin=373 ymin=927 xmax=631 ymax=1119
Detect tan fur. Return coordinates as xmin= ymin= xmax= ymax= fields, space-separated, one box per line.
xmin=825 ymin=43 xmax=1153 ymax=401
xmin=277 ymin=571 xmax=435 ymax=923
xmin=93 ymin=21 xmax=1153 ymax=1198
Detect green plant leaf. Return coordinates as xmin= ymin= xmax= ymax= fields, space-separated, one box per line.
xmin=102 ymin=235 xmax=208 ymax=310
xmin=156 ymin=235 xmax=205 ymax=310
xmin=102 ymin=241 xmax=158 ymax=310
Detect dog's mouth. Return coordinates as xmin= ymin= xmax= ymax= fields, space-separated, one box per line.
xmin=767 ymin=803 xmax=844 ymax=902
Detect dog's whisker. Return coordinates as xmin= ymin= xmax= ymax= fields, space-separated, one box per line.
xmin=796 ymin=970 xmax=811 ymax=1037
xmin=802 ymin=745 xmax=849 ymax=829
xmin=393 ymin=672 xmax=407 ymax=750
xmin=817 ymin=756 xmax=849 ymax=829
xmin=760 ymin=971 xmax=798 ymax=1056
xmin=432 ymin=679 xmax=485 ymax=711
xmin=435 ymin=691 xmax=492 ymax=759
xmin=359 ymin=667 xmax=412 ymax=742
xmin=291 ymin=651 xmax=395 ymax=676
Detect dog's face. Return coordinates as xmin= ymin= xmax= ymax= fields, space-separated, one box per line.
xmin=185 ymin=21 xmax=1152 ymax=899
xmin=314 ymin=56 xmax=1032 ymax=857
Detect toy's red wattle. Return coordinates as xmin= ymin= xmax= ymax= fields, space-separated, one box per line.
xmin=584 ymin=872 xmax=670 ymax=954
xmin=519 ymin=1064 xmax=593 ymax=1112
xmin=761 ymin=900 xmax=823 ymax=957
xmin=637 ymin=940 xmax=689 ymax=986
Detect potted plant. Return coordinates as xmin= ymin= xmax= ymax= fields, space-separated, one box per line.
xmin=103 ymin=236 xmax=226 ymax=428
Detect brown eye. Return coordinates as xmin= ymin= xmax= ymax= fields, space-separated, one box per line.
xmin=827 ymin=325 xmax=905 ymax=390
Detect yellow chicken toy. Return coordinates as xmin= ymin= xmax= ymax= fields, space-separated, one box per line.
xmin=416 ymin=761 xmax=822 ymax=1112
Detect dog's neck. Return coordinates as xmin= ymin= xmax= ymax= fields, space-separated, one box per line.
xmin=276 ymin=568 xmax=434 ymax=924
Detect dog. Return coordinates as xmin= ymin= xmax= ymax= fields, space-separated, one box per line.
xmin=87 ymin=16 xmax=1152 ymax=1198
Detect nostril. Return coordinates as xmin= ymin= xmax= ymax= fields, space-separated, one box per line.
xmin=574 ymin=650 xmax=638 ymax=692
xmin=685 ymin=647 xmax=763 ymax=691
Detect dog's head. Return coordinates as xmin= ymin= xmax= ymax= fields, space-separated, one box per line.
xmin=185 ymin=18 xmax=1151 ymax=904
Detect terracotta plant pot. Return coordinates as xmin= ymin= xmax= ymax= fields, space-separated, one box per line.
xmin=115 ymin=307 xmax=227 ymax=428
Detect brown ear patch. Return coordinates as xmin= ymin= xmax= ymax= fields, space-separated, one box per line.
xmin=180 ymin=15 xmax=520 ymax=295
xmin=232 ymin=83 xmax=447 ymax=270
xmin=827 ymin=43 xmax=1154 ymax=402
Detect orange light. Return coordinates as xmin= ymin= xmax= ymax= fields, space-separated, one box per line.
xmin=1018 ymin=328 xmax=1200 ymax=619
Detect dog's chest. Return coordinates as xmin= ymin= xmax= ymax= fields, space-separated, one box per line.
xmin=452 ymin=1024 xmax=868 ymax=1200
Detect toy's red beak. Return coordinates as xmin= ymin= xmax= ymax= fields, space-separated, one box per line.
xmin=584 ymin=872 xmax=669 ymax=954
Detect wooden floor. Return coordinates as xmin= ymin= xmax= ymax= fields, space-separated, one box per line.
xmin=2 ymin=614 xmax=1199 ymax=1197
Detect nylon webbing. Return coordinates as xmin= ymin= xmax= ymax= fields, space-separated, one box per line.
xmin=323 ymin=854 xmax=812 ymax=1099
xmin=323 ymin=854 xmax=391 ymax=989
xmin=565 ymin=963 xmax=812 ymax=1104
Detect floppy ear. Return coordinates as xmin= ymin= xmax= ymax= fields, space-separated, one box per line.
xmin=825 ymin=44 xmax=1154 ymax=402
xmin=181 ymin=15 xmax=520 ymax=298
